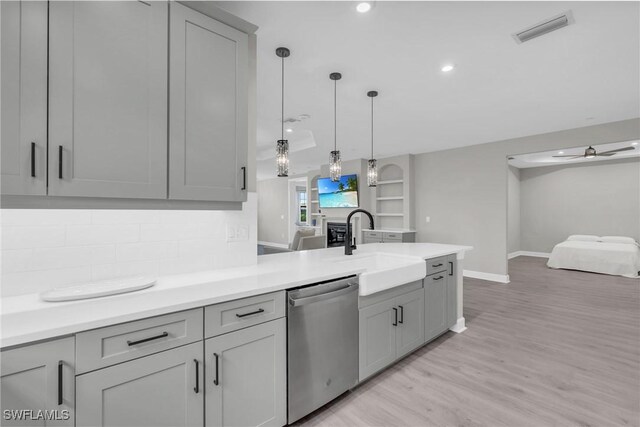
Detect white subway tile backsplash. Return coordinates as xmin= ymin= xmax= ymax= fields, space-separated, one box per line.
xmin=1 ymin=193 xmax=257 ymax=297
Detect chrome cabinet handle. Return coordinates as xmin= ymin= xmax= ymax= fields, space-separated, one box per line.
xmin=126 ymin=331 xmax=168 ymax=346
xmin=58 ymin=361 xmax=63 ymax=405
xmin=213 ymin=353 xmax=220 ymax=386
xmin=58 ymin=146 xmax=63 ymax=179
xmin=193 ymin=359 xmax=199 ymax=393
xmin=236 ymin=308 xmax=264 ymax=318
xmin=392 ymin=307 xmax=398 ymax=326
xmin=31 ymin=142 xmax=36 ymax=177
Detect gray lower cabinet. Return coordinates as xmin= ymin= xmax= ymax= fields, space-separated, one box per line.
xmin=0 ymin=337 xmax=75 ymax=426
xmin=446 ymin=255 xmax=458 ymax=328
xmin=424 ymin=271 xmax=448 ymax=343
xmin=169 ymin=3 xmax=248 ymax=202
xmin=359 ymin=285 xmax=425 ymax=381
xmin=1 ymin=0 xmax=48 ymax=196
xmin=76 ymin=342 xmax=203 ymax=427
xmin=205 ymin=318 xmax=286 ymax=427
xmin=48 ymin=1 xmax=169 ymax=199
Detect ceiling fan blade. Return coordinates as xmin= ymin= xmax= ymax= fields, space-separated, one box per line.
xmin=596 ymin=153 xmax=616 ymax=157
xmin=596 ymin=146 xmax=636 ymax=155
xmin=552 ymin=155 xmax=583 ymax=158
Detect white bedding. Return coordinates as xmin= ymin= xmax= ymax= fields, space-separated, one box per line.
xmin=547 ymin=240 xmax=640 ymax=278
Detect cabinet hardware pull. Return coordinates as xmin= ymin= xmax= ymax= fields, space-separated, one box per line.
xmin=58 ymin=146 xmax=63 ymax=179
xmin=31 ymin=142 xmax=36 ymax=177
xmin=392 ymin=307 xmax=398 ymax=326
xmin=58 ymin=361 xmax=63 ymax=405
xmin=449 ymin=261 xmax=453 ymax=276
xmin=434 ymin=276 xmax=444 ymax=281
xmin=236 ymin=308 xmax=264 ymax=318
xmin=213 ymin=353 xmax=220 ymax=386
xmin=241 ymin=166 xmax=247 ymax=190
xmin=193 ymin=359 xmax=200 ymax=393
xmin=398 ymin=305 xmax=404 ymax=324
xmin=432 ymin=263 xmax=443 ymax=268
xmin=126 ymin=331 xmax=168 ymax=346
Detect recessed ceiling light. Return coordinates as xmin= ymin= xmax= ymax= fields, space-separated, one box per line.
xmin=286 ymin=128 xmax=293 ymax=133
xmin=631 ymin=142 xmax=639 ymax=146
xmin=356 ymin=2 xmax=371 ymax=13
xmin=558 ymin=151 xmax=564 ymax=154
xmin=441 ymin=64 xmax=454 ymax=72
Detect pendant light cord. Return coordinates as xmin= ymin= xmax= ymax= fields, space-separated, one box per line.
xmin=371 ymin=96 xmax=374 ymax=158
xmin=334 ymin=79 xmax=337 ymax=152
xmin=281 ymin=56 xmax=285 ymax=141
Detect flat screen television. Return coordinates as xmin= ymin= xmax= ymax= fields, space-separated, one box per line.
xmin=318 ymin=174 xmax=359 ymax=208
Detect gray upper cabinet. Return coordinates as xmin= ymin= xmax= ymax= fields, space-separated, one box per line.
xmin=1 ymin=1 xmax=47 ymax=196
xmin=1 ymin=337 xmax=75 ymax=427
xmin=205 ymin=318 xmax=286 ymax=427
xmin=169 ymin=3 xmax=248 ymax=202
xmin=48 ymin=1 xmax=168 ymax=199
xmin=76 ymin=342 xmax=203 ymax=427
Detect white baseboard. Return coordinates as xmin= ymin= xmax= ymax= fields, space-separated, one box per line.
xmin=449 ymin=317 xmax=467 ymax=333
xmin=258 ymin=241 xmax=289 ymax=249
xmin=508 ymin=251 xmax=550 ymax=259
xmin=463 ymin=270 xmax=510 ymax=284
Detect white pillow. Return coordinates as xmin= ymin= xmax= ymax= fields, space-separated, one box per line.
xmin=601 ymin=236 xmax=637 ymax=245
xmin=567 ymin=235 xmax=601 ymax=242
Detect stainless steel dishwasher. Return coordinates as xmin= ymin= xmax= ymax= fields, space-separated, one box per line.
xmin=287 ymin=276 xmax=359 ymax=423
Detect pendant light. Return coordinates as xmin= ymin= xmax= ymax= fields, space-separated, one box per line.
xmin=276 ymin=47 xmax=290 ymax=177
xmin=329 ymin=72 xmax=342 ymax=182
xmin=367 ymin=91 xmax=378 ymax=187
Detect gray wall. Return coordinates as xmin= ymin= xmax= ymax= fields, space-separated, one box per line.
xmin=520 ymin=157 xmax=640 ymax=253
xmin=414 ymin=118 xmax=640 ymax=277
xmin=257 ymin=177 xmax=289 ymax=244
xmin=507 ymin=166 xmax=521 ymax=254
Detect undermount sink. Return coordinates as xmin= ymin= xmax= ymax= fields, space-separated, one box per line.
xmin=335 ymin=253 xmax=427 ymax=296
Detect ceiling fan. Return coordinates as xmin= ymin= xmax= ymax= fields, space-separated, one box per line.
xmin=552 ymin=145 xmax=636 ymax=160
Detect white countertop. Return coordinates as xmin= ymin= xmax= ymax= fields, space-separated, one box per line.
xmin=0 ymin=243 xmax=471 ymax=349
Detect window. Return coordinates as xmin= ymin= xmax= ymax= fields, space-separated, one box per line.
xmin=298 ymin=190 xmax=307 ymax=224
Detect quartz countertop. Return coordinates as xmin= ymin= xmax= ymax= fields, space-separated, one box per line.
xmin=0 ymin=243 xmax=471 ymax=349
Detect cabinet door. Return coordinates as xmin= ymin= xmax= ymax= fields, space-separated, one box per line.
xmin=48 ymin=1 xmax=168 ymax=199
xmin=205 ymin=319 xmax=286 ymax=427
xmin=1 ymin=0 xmax=47 ymax=195
xmin=424 ymin=273 xmax=448 ymax=343
xmin=446 ymin=255 xmax=458 ymax=328
xmin=395 ymin=288 xmax=425 ymax=358
xmin=1 ymin=337 xmax=75 ymax=427
xmin=359 ymin=298 xmax=397 ymax=381
xmin=169 ymin=3 xmax=248 ymax=202
xmin=76 ymin=342 xmax=203 ymax=427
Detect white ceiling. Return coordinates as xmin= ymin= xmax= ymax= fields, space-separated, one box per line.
xmin=508 ymin=140 xmax=640 ymax=168
xmin=215 ymin=1 xmax=640 ymax=180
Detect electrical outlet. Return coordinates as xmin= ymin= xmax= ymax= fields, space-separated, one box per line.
xmin=425 ymin=216 xmax=431 ymax=223
xmin=227 ymin=225 xmax=250 ymax=242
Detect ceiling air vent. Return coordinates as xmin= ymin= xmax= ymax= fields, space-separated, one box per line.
xmin=512 ymin=11 xmax=574 ymax=44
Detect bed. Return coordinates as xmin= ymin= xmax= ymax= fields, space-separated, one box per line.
xmin=547 ymin=235 xmax=640 ymax=278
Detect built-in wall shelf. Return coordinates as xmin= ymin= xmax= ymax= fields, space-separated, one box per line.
xmin=311 ymin=200 xmax=318 ymax=203
xmin=376 ymin=180 xmax=403 ymax=185
xmin=376 ymin=213 xmax=404 ymax=217
xmin=376 ymin=196 xmax=404 ymax=201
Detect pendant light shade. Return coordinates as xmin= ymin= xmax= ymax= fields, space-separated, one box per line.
xmin=329 ymin=72 xmax=342 ymax=182
xmin=276 ymin=47 xmax=290 ymax=177
xmin=367 ymin=91 xmax=378 ymax=187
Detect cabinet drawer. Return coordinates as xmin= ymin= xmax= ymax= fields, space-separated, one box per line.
xmin=363 ymin=230 xmax=382 ymax=239
xmin=383 ymin=232 xmax=402 ymax=242
xmin=76 ymin=308 xmax=203 ymax=374
xmin=426 ymin=256 xmax=448 ymax=275
xmin=205 ymin=291 xmax=285 ymax=338
xmin=424 ymin=271 xmax=447 ymax=286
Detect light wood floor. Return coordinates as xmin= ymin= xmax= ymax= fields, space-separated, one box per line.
xmin=296 ymin=256 xmax=640 ymax=427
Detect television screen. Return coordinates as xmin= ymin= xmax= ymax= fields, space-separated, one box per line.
xmin=318 ymin=174 xmax=359 ymax=208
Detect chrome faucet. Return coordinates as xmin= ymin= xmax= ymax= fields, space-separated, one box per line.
xmin=345 ymin=209 xmax=375 ymax=255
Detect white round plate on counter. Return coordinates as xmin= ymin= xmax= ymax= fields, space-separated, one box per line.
xmin=40 ymin=276 xmax=156 ymax=302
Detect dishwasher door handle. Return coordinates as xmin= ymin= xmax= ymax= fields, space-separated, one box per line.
xmin=289 ymin=282 xmax=358 ymax=307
